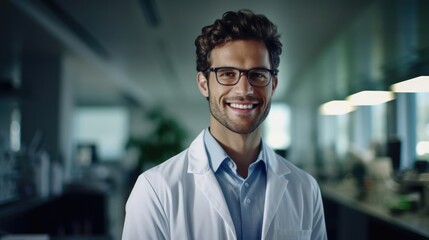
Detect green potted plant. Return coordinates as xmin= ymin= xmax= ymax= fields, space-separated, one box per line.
xmin=126 ymin=108 xmax=188 ymax=171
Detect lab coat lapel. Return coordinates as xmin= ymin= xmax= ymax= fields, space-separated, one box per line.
xmin=261 ymin=148 xmax=291 ymax=239
xmin=187 ymin=131 xmax=237 ymax=239
xmin=195 ymin=172 xmax=236 ymax=237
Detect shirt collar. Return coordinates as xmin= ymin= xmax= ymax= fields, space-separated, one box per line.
xmin=203 ymin=128 xmax=268 ymax=173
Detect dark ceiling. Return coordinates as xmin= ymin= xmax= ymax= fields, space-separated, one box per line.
xmin=1 ymin=0 xmax=373 ymax=107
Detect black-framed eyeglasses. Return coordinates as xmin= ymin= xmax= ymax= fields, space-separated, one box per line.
xmin=206 ymin=67 xmax=278 ymax=87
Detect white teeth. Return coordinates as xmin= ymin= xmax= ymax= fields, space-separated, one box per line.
xmin=230 ymin=103 xmax=253 ymax=109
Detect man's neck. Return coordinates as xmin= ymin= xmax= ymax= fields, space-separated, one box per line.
xmin=209 ymin=125 xmax=261 ymax=178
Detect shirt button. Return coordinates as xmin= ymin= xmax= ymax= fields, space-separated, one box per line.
xmin=228 ymin=162 xmax=235 ymax=168
xmin=244 ymin=182 xmax=249 ymax=187
xmin=245 ymin=198 xmax=251 ymax=204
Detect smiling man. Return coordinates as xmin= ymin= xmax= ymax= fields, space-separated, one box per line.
xmin=122 ymin=10 xmax=327 ymax=240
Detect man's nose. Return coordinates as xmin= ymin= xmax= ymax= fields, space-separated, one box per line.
xmin=234 ymin=73 xmax=254 ymax=95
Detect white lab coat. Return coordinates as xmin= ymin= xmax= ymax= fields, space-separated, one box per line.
xmin=122 ymin=131 xmax=327 ymax=240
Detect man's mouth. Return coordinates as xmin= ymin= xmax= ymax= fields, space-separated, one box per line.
xmin=228 ymin=103 xmax=258 ymax=110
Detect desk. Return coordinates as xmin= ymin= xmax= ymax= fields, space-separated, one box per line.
xmin=0 ymin=189 xmax=109 ymax=239
xmin=321 ymin=179 xmax=429 ymax=240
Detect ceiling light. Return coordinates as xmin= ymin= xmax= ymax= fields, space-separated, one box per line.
xmin=347 ymin=91 xmax=395 ymax=106
xmin=319 ymin=100 xmax=355 ymax=115
xmin=391 ymin=76 xmax=429 ymax=92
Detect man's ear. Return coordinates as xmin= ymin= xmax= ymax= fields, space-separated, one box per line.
xmin=197 ymin=72 xmax=209 ymax=98
xmin=271 ymin=75 xmax=278 ymax=96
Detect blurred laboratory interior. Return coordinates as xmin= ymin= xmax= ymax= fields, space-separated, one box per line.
xmin=1 ymin=0 xmax=429 ymax=239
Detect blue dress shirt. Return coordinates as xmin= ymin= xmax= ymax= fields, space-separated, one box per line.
xmin=204 ymin=129 xmax=267 ymax=240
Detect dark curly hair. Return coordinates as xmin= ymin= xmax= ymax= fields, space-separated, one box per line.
xmin=195 ymin=10 xmax=282 ymax=73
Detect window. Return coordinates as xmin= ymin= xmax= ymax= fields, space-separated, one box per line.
xmin=396 ymin=93 xmax=417 ymax=169
xmin=263 ymin=103 xmax=290 ymax=150
xmin=73 ymin=107 xmax=129 ymax=161
xmin=319 ymin=113 xmax=350 ymax=161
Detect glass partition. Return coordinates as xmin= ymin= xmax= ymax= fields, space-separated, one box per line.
xmin=416 ymin=92 xmax=429 ymax=161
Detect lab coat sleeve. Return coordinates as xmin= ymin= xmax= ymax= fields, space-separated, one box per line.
xmin=311 ymin=182 xmax=327 ymax=240
xmin=122 ymin=174 xmax=169 ymax=240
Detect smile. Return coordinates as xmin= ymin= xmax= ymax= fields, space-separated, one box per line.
xmin=228 ymin=103 xmax=257 ymax=109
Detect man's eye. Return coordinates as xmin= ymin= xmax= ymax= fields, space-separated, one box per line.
xmin=250 ymin=72 xmax=268 ymax=79
xmin=252 ymin=73 xmax=263 ymax=78
xmin=219 ymin=71 xmax=236 ymax=78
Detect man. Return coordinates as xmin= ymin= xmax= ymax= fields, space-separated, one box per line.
xmin=122 ymin=10 xmax=327 ymax=240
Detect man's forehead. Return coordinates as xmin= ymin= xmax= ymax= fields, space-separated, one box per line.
xmin=210 ymin=40 xmax=270 ymax=66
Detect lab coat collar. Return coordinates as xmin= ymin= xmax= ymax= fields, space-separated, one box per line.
xmin=265 ymin=144 xmax=291 ymax=176
xmin=187 ymin=130 xmax=211 ymax=174
xmin=204 ymin=128 xmax=268 ymax=173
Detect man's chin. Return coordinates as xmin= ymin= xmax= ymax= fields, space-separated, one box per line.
xmin=225 ymin=123 xmax=260 ymax=135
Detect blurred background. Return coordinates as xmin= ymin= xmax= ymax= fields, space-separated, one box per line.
xmin=0 ymin=0 xmax=429 ymax=239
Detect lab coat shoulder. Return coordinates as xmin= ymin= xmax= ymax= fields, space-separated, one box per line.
xmin=138 ymin=131 xmax=209 ymax=205
xmin=123 ymin=148 xmax=193 ymax=238
xmin=141 ymin=148 xmax=191 ymax=194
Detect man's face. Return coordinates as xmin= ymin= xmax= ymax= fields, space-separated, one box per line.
xmin=198 ymin=39 xmax=278 ymax=135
